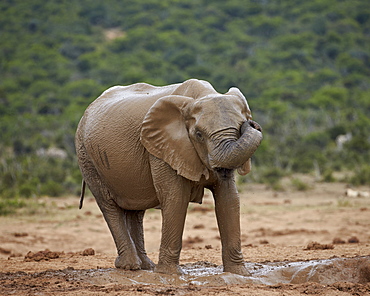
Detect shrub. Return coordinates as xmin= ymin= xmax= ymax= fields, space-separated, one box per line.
xmin=40 ymin=180 xmax=64 ymax=197
xmin=260 ymin=167 xmax=285 ymax=187
xmin=0 ymin=198 xmax=26 ymax=215
xmin=350 ymin=165 xmax=370 ymax=186
xmin=322 ymin=169 xmax=336 ymax=183
xmin=291 ymin=178 xmax=310 ymax=191
xmin=19 ymin=184 xmax=35 ymax=198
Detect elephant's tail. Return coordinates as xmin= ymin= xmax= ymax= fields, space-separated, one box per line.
xmin=79 ymin=179 xmax=86 ymax=209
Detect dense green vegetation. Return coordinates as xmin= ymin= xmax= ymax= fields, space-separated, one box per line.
xmin=1 ymin=0 xmax=369 ymax=206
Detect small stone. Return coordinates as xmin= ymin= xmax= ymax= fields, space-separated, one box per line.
xmin=333 ymin=237 xmax=346 ymax=244
xmin=348 ymin=236 xmax=360 ymax=243
xmin=82 ymin=248 xmax=95 ymax=256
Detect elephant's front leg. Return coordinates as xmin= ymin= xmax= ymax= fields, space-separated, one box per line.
xmin=150 ymin=155 xmax=191 ymax=275
xmin=212 ymin=179 xmax=250 ymax=276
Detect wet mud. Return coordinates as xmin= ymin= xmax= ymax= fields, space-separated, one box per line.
xmin=3 ymin=256 xmax=367 ymax=289
xmin=72 ymin=256 xmax=370 ymax=286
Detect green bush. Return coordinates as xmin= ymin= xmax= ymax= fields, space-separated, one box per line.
xmin=40 ymin=180 xmax=64 ymax=197
xmin=260 ymin=167 xmax=285 ymax=187
xmin=350 ymin=165 xmax=370 ymax=186
xmin=19 ymin=184 xmax=35 ymax=198
xmin=322 ymin=169 xmax=336 ymax=183
xmin=291 ymin=178 xmax=310 ymax=191
xmin=0 ymin=198 xmax=26 ymax=215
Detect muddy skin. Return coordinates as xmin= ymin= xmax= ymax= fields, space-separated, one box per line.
xmin=75 ymin=79 xmax=262 ymax=276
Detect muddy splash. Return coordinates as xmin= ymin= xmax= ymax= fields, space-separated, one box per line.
xmin=55 ymin=256 xmax=370 ymax=286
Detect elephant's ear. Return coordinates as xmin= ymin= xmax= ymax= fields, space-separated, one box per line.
xmin=140 ymin=95 xmax=209 ymax=182
xmin=237 ymin=158 xmax=251 ymax=175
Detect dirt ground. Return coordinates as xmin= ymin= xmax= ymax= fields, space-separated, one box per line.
xmin=1 ymin=176 xmax=370 ymax=295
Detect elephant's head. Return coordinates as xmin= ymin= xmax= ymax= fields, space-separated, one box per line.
xmin=140 ymin=80 xmax=262 ymax=182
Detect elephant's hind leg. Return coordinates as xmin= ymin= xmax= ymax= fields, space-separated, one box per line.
xmin=97 ymin=200 xmax=142 ymax=270
xmin=125 ymin=210 xmax=155 ymax=270
xmin=78 ymin=154 xmax=141 ymax=270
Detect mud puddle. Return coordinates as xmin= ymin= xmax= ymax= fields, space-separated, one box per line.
xmin=47 ymin=256 xmax=370 ymax=287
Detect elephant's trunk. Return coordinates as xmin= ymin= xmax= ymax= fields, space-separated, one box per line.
xmin=209 ymin=120 xmax=262 ymax=171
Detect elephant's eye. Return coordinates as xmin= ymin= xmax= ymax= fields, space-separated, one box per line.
xmin=195 ymin=130 xmax=203 ymax=141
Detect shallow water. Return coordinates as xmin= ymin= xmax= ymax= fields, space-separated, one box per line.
xmin=65 ymin=256 xmax=370 ymax=286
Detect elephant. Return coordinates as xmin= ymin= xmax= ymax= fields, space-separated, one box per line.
xmin=75 ymin=79 xmax=262 ymax=276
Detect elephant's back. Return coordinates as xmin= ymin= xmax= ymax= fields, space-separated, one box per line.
xmin=86 ymin=82 xmax=179 ymax=120
xmin=81 ymin=83 xmax=179 ymax=154
xmin=82 ymin=82 xmax=179 ymax=136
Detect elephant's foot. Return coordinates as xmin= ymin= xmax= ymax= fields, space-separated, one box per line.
xmin=155 ymin=263 xmax=183 ymax=275
xmin=115 ymin=255 xmax=141 ymax=270
xmin=223 ymin=263 xmax=251 ymax=276
xmin=139 ymin=255 xmax=155 ymax=270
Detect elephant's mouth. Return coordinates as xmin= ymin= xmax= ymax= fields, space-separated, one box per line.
xmin=214 ymin=167 xmax=234 ymax=180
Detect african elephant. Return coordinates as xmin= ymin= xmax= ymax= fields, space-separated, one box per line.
xmin=75 ymin=79 xmax=262 ymax=276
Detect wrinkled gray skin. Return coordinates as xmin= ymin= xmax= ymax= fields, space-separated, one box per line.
xmin=75 ymin=79 xmax=262 ymax=276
